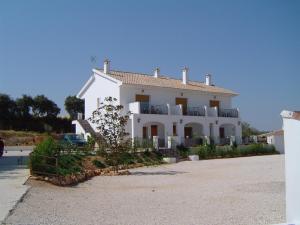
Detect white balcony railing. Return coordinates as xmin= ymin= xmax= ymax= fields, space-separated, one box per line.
xmin=218 ymin=108 xmax=239 ymax=118
xmin=128 ymin=102 xmax=239 ymax=118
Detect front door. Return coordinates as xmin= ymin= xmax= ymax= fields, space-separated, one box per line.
xmin=151 ymin=125 xmax=158 ymax=137
xmin=176 ymin=98 xmax=188 ymax=115
xmin=184 ymin=127 xmax=192 ymax=139
xmin=219 ymin=127 xmax=225 ymax=138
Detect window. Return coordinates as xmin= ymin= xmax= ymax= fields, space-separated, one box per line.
xmin=97 ymin=98 xmax=101 ymax=108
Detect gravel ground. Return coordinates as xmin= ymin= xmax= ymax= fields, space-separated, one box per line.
xmin=4 ymin=155 xmax=285 ymax=225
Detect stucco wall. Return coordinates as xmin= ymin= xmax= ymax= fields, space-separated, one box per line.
xmin=267 ymin=134 xmax=284 ymax=154
xmin=281 ymin=112 xmax=300 ymax=223
xmin=81 ymin=74 xmax=120 ymax=119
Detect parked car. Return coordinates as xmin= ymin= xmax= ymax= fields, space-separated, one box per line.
xmin=61 ymin=134 xmax=86 ymax=147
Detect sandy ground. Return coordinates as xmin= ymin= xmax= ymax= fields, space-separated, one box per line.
xmin=4 ymin=155 xmax=285 ymax=225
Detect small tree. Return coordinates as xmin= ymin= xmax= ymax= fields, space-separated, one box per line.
xmin=16 ymin=95 xmax=34 ymax=118
xmin=89 ymin=97 xmax=131 ymax=172
xmin=32 ymin=95 xmax=60 ymax=118
xmin=64 ymin=96 xmax=84 ymax=120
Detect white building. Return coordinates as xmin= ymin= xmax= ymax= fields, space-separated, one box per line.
xmin=281 ymin=110 xmax=300 ymax=224
xmin=73 ymin=60 xmax=242 ymax=147
xmin=264 ymin=130 xmax=285 ymax=154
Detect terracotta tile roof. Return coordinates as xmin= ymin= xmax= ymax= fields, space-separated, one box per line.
xmin=262 ymin=129 xmax=284 ymax=137
xmin=293 ymin=111 xmax=300 ymax=120
xmin=95 ymin=69 xmax=238 ymax=96
xmin=281 ymin=110 xmax=300 ymax=121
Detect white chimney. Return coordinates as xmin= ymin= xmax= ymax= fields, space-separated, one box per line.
xmin=103 ymin=59 xmax=110 ymax=74
xmin=154 ymin=68 xmax=160 ymax=78
xmin=205 ymin=74 xmax=212 ymax=86
xmin=182 ymin=67 xmax=188 ymax=84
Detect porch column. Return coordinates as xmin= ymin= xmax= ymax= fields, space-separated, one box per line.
xmin=213 ymin=123 xmax=220 ymax=144
xmin=177 ymin=121 xmax=185 ymax=144
xmin=203 ymin=123 xmax=210 ymax=144
xmin=165 ymin=122 xmax=173 ymax=147
xmin=131 ymin=115 xmax=143 ymax=140
xmin=235 ymin=121 xmax=242 ymax=144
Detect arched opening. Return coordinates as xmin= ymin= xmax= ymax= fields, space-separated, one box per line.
xmin=219 ymin=123 xmax=236 ymax=145
xmin=142 ymin=122 xmax=165 ymax=147
xmin=184 ymin=122 xmax=204 ymax=147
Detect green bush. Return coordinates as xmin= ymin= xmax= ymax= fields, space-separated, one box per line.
xmin=191 ymin=143 xmax=278 ymax=160
xmin=30 ymin=137 xmax=84 ymax=176
xmin=177 ymin=144 xmax=189 ymax=158
xmin=119 ymin=152 xmax=135 ymax=165
xmin=30 ymin=137 xmax=59 ymax=175
xmin=92 ymin=159 xmax=106 ymax=168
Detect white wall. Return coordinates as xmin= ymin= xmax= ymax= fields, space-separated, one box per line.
xmin=71 ymin=121 xmax=90 ymax=140
xmin=130 ymin=113 xmax=242 ymax=144
xmin=281 ymin=111 xmax=300 ymax=224
xmin=267 ymin=134 xmax=284 ymax=154
xmin=80 ymin=74 xmax=120 ymax=119
xmin=120 ymin=84 xmax=233 ymax=113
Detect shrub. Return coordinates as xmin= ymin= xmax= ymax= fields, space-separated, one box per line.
xmin=177 ymin=144 xmax=189 ymax=158
xmin=92 ymin=159 xmax=106 ymax=168
xmin=188 ymin=147 xmax=199 ymax=156
xmin=30 ymin=137 xmax=59 ymax=175
xmin=191 ymin=143 xmax=278 ymax=160
xmin=238 ymin=143 xmax=277 ymax=155
xmin=119 ymin=152 xmax=135 ymax=165
xmin=30 ymin=137 xmax=84 ymax=176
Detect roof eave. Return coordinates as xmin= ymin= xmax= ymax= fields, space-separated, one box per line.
xmin=77 ymin=74 xmax=96 ymax=99
xmin=121 ymin=83 xmax=238 ymax=97
xmin=93 ymin=69 xmax=123 ymax=85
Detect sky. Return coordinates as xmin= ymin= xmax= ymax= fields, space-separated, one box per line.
xmin=0 ymin=0 xmax=299 ymax=131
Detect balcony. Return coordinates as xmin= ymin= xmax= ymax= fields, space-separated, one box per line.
xmin=218 ymin=108 xmax=239 ymax=118
xmin=128 ymin=102 xmax=239 ymax=118
xmin=140 ymin=103 xmax=168 ymax=115
xmin=129 ymin=102 xmax=168 ymax=115
xmin=186 ymin=107 xmax=206 ymax=117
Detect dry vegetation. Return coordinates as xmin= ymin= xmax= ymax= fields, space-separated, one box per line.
xmin=0 ymin=130 xmax=60 ymax=146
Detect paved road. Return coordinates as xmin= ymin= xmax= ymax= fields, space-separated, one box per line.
xmin=4 ymin=155 xmax=285 ymax=225
xmin=0 ymin=146 xmax=33 ymax=223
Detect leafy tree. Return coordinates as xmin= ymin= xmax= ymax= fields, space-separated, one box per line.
xmin=32 ymin=95 xmax=60 ymax=118
xmin=242 ymin=122 xmax=262 ymax=138
xmin=15 ymin=95 xmax=34 ymax=118
xmin=64 ymin=96 xmax=84 ymax=120
xmin=89 ymin=97 xmax=131 ymax=172
xmin=0 ymin=93 xmax=16 ymax=120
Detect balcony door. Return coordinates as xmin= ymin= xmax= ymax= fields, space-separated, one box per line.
xmin=176 ymin=98 xmax=187 ymax=115
xmin=210 ymin=100 xmax=220 ymax=115
xmin=136 ymin=95 xmax=150 ymax=113
xmin=209 ymin=100 xmax=220 ymax=108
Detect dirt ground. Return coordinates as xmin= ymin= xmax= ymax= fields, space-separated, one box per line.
xmin=5 ymin=155 xmax=285 ymax=225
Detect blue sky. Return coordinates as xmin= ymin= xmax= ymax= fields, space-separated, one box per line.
xmin=0 ymin=0 xmax=299 ymax=131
